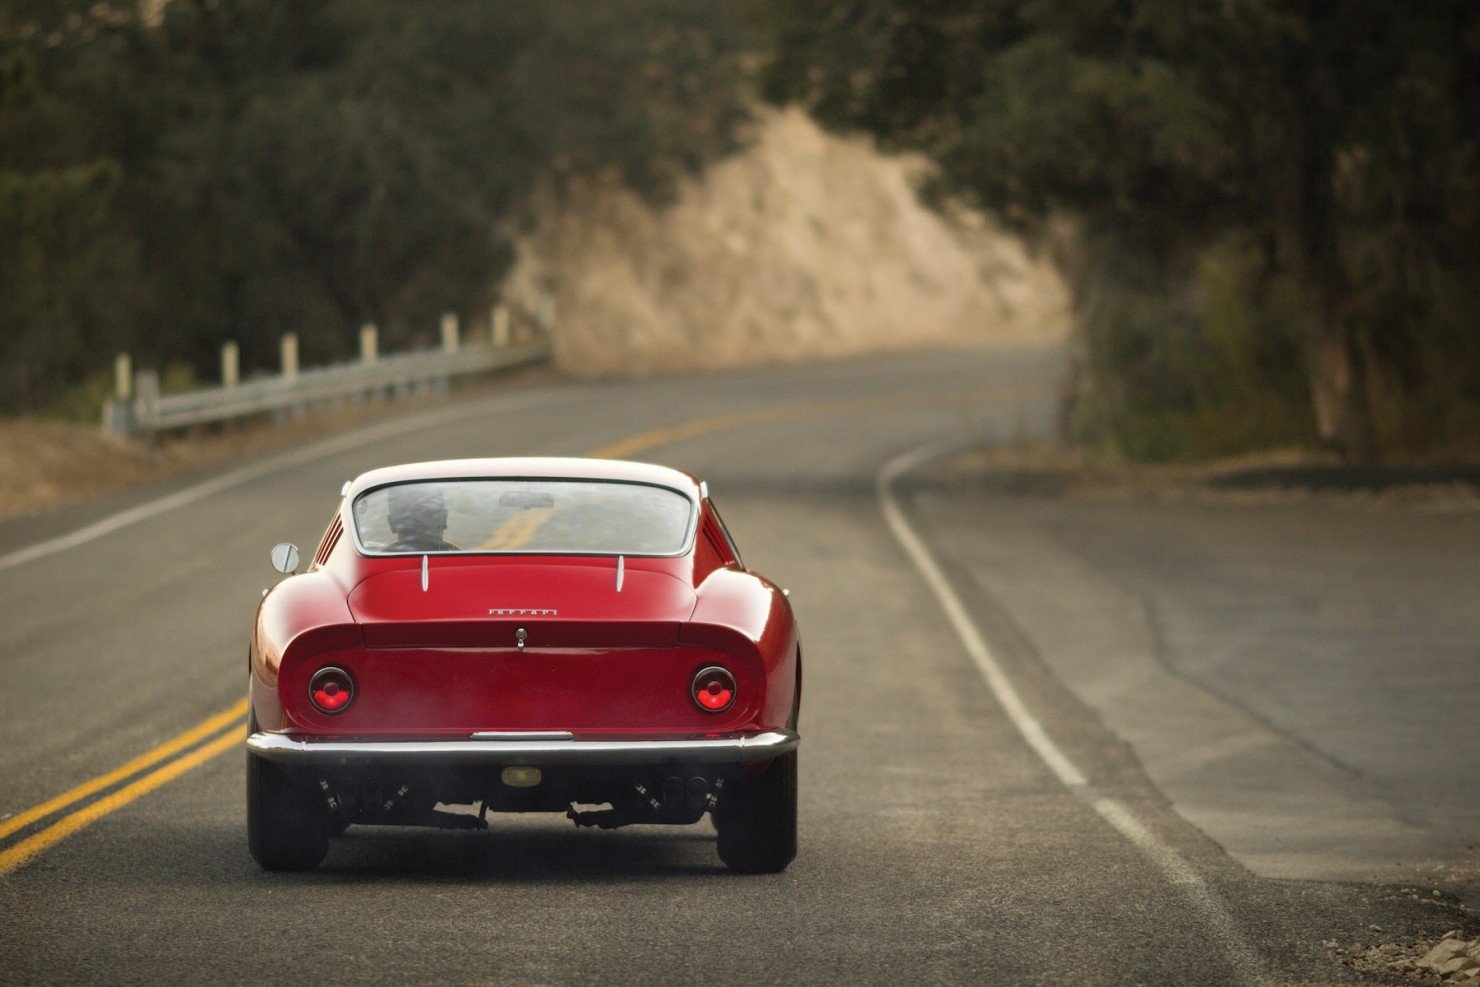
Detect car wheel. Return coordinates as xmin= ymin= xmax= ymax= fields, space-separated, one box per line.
xmin=716 ymin=751 xmax=797 ymax=874
xmin=246 ymin=751 xmax=330 ymax=871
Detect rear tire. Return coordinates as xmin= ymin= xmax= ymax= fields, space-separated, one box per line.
xmin=716 ymin=751 xmax=797 ymax=873
xmin=246 ymin=751 xmax=329 ymax=871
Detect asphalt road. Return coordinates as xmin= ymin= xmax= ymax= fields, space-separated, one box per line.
xmin=1 ymin=347 xmax=1475 ymax=985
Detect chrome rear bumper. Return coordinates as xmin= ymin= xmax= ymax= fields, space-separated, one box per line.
xmin=245 ymin=729 xmax=799 ymax=767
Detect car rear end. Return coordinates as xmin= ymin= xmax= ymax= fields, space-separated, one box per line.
xmin=246 ymin=462 xmax=799 ymax=872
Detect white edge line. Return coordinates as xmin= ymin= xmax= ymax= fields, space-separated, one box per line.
xmin=877 ymin=442 xmax=1086 ymax=786
xmin=0 ymin=390 xmax=561 ymax=572
xmin=877 ymin=440 xmax=1269 ymax=986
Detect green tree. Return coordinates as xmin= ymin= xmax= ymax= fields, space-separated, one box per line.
xmin=0 ymin=0 xmax=749 ymax=413
xmin=0 ymin=39 xmax=149 ymax=410
xmin=763 ymin=0 xmax=1480 ymax=461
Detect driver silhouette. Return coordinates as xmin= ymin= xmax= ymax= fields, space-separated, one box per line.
xmin=386 ymin=485 xmax=459 ymax=552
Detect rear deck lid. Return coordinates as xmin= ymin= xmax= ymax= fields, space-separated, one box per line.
xmin=347 ymin=559 xmax=695 ymax=648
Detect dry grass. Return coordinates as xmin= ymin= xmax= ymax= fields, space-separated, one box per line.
xmin=0 ymin=419 xmax=162 ymax=519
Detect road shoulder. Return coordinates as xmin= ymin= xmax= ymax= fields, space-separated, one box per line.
xmin=901 ymin=473 xmax=1479 ymax=909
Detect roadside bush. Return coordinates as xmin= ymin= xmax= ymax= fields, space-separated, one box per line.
xmin=1068 ymin=232 xmax=1314 ymax=461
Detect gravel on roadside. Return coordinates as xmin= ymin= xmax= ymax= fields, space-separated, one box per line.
xmin=1327 ymin=931 xmax=1480 ymax=985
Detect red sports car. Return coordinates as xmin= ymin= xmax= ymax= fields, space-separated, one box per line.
xmin=246 ymin=458 xmax=800 ymax=872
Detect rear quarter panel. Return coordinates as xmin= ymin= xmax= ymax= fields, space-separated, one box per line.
xmin=251 ymin=571 xmax=359 ymax=731
xmin=684 ymin=567 xmax=799 ymax=731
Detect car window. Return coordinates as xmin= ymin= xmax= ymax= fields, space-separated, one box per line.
xmin=351 ymin=479 xmax=694 ymax=556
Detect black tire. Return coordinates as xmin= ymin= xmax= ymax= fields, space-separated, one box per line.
xmin=246 ymin=751 xmax=330 ymax=871
xmin=716 ymin=751 xmax=797 ymax=874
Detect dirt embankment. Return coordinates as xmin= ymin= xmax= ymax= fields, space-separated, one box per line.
xmin=4 ymin=109 xmax=1069 ymax=522
xmin=502 ymin=106 xmax=1070 ymax=376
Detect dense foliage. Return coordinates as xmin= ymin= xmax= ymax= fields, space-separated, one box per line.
xmin=0 ymin=0 xmax=746 ymax=414
xmin=8 ymin=2 xmax=1477 ymax=462
xmin=763 ymin=1 xmax=1480 ymax=460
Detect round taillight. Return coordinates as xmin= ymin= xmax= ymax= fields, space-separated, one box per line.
xmin=691 ymin=666 xmax=735 ymax=713
xmin=309 ymin=666 xmax=355 ymax=714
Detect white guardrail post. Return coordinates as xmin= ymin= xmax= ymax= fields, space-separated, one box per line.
xmin=134 ymin=369 xmax=160 ymax=446
xmin=222 ymin=342 xmax=239 ymax=388
xmin=115 ymin=353 xmax=132 ymax=401
xmin=280 ymin=333 xmax=302 ymax=421
xmin=100 ymin=301 xmax=553 ymax=439
xmin=101 ymin=353 xmax=135 ymax=435
xmin=492 ymin=304 xmax=510 ymax=348
xmin=440 ymin=313 xmax=459 ymax=354
xmin=358 ymin=323 xmax=378 ymax=409
xmin=281 ymin=333 xmax=299 ymax=377
xmin=437 ymin=314 xmax=459 ymax=397
xmin=360 ymin=323 xmax=378 ymax=363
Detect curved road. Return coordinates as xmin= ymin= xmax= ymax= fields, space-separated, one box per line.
xmin=1 ymin=347 xmax=1474 ymax=984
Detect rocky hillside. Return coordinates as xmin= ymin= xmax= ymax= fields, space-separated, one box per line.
xmin=502 ymin=107 xmax=1070 ymax=375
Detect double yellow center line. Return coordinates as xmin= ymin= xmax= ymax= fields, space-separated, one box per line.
xmin=0 ymin=382 xmax=1042 ymax=877
xmin=0 ymin=699 xmax=248 ymax=875
xmin=480 ymin=507 xmax=556 ymax=551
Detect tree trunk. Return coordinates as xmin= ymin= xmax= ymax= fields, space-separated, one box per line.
xmin=1269 ymin=129 xmax=1379 ymax=464
xmin=1263 ymin=77 xmax=1382 ymax=464
xmin=1309 ymin=314 xmax=1377 ymax=462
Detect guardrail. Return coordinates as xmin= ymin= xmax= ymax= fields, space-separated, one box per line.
xmin=103 ymin=304 xmax=552 ymax=439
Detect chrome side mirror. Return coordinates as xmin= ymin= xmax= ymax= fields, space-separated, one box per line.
xmin=270 ymin=542 xmax=300 ymax=575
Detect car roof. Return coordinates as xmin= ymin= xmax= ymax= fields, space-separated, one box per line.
xmin=343 ymin=457 xmax=703 ymax=501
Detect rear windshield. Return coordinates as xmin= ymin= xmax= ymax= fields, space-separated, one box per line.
xmin=350 ymin=479 xmax=694 ymax=556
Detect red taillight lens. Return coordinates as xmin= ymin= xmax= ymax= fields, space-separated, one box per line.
xmin=309 ymin=666 xmax=355 ymax=714
xmin=691 ymin=666 xmax=735 ymax=713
